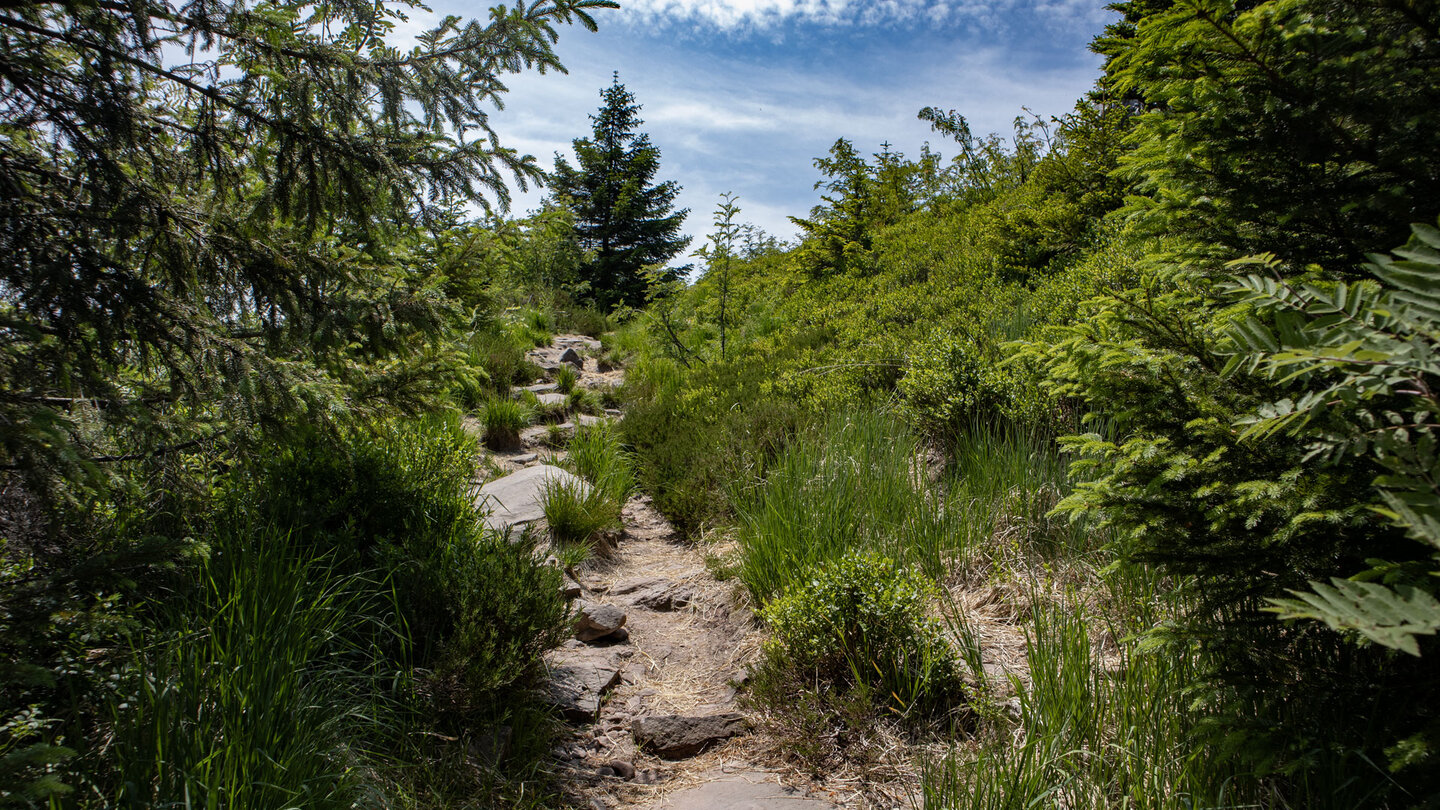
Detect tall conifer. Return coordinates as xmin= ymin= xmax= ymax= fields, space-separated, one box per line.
xmin=551 ymin=73 xmax=689 ymax=308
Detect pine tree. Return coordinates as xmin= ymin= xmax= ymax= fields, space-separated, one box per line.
xmin=551 ymin=73 xmax=689 ymax=309
xmin=0 ymin=0 xmax=614 ymax=485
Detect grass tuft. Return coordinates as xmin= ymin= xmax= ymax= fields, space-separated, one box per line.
xmin=482 ymin=398 xmax=531 ymax=450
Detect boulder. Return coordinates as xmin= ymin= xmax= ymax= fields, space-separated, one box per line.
xmin=544 ymin=646 xmax=623 ymax=722
xmin=559 ymin=347 xmax=583 ymax=367
xmin=604 ymin=760 xmax=636 ymax=780
xmin=536 ymin=392 xmax=568 ymax=407
xmin=632 ymin=713 xmax=747 ymax=758
xmin=476 ymin=465 xmax=590 ymax=538
xmin=575 ymin=602 xmax=627 ymax=642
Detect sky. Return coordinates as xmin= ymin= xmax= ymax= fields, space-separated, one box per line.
xmin=407 ymin=0 xmax=1116 ymax=245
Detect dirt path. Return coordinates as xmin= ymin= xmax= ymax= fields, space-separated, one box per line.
xmin=481 ymin=335 xmax=845 ymax=809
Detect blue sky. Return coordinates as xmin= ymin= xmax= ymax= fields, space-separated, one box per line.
xmin=409 ymin=0 xmax=1115 ymax=243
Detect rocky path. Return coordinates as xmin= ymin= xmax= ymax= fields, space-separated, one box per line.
xmin=476 ymin=335 xmax=841 ymax=810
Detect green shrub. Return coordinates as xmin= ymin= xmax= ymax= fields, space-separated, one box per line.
xmin=898 ymin=330 xmax=1043 ymax=437
xmin=235 ymin=415 xmax=566 ymax=694
xmin=434 ymin=531 xmax=570 ymax=696
xmin=470 ymin=329 xmax=542 ymax=394
xmin=482 ymin=397 xmax=531 ymax=450
xmin=562 ymin=305 xmax=610 ymax=338
xmin=621 ymin=357 xmax=809 ymax=536
xmin=758 ymin=550 xmax=965 ymax=716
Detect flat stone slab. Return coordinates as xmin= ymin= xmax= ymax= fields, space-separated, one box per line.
xmin=610 ymin=577 xmax=694 ymax=611
xmin=554 ymin=334 xmax=602 ymax=351
xmin=535 ymin=392 xmax=568 ymax=407
xmin=633 ymin=712 xmax=747 ymax=758
xmin=657 ymin=774 xmax=836 ymax=809
xmin=477 ymin=464 xmax=590 ymax=537
xmin=544 ymin=646 xmax=622 ymax=722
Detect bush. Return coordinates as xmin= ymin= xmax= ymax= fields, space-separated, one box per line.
xmin=758 ymin=550 xmax=965 ymax=716
xmin=434 ymin=531 xmax=570 ymax=696
xmin=236 ymin=415 xmax=566 ymax=695
xmin=469 ymin=329 xmax=542 ymax=396
xmin=621 ymin=357 xmax=809 ymax=536
xmin=561 ymin=305 xmax=610 ymax=338
xmin=482 ymin=397 xmax=531 ymax=450
xmin=898 ymin=330 xmax=1045 ymax=436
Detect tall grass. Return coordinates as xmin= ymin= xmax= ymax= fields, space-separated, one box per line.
xmin=482 ymin=397 xmax=531 ymax=450
xmin=945 ymin=418 xmax=1087 ymax=561
xmin=919 ymin=584 xmax=1251 ymax=810
xmin=732 ymin=411 xmax=1073 ymax=606
xmin=112 ymin=530 xmax=401 ymax=809
xmin=567 ymin=421 xmax=634 ymax=505
xmin=542 ymin=477 xmax=621 ymax=547
xmin=104 ymin=414 xmax=572 ymax=808
xmin=731 ymin=409 xmax=957 ymax=604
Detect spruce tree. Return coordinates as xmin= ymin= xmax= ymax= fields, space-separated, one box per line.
xmin=0 ymin=0 xmax=614 ymax=485
xmin=551 ymin=73 xmax=689 ymax=309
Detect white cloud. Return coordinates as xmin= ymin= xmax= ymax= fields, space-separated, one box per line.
xmin=610 ymin=0 xmax=1107 ymax=31
xmin=406 ymin=0 xmax=1113 ymax=242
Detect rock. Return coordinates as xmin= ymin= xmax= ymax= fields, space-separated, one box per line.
xmin=632 ymin=713 xmax=747 ymax=759
xmin=559 ymin=347 xmax=583 ymax=367
xmin=476 ymin=465 xmax=590 ymax=538
xmin=610 ymin=577 xmax=695 ymax=611
xmin=536 ymin=392 xmax=568 ymax=407
xmin=656 ymin=774 xmax=836 ymax=809
xmin=524 ymin=382 xmax=559 ymax=394
xmin=611 ymin=577 xmax=695 ymax=612
xmin=544 ymin=648 xmax=622 ymax=722
xmin=596 ymin=766 xmax=616 ymax=779
xmin=561 ymin=574 xmax=583 ymax=599
xmin=606 ymin=759 xmax=637 ymax=780
xmin=555 ymin=334 xmax=603 ymax=351
xmin=604 ymin=408 xmax=624 ymax=417
xmin=510 ymin=452 xmax=538 ymax=465
xmin=575 ymin=602 xmax=627 ymax=642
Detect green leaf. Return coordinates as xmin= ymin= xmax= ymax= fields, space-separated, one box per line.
xmin=1267 ymin=579 xmax=1440 ymax=656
